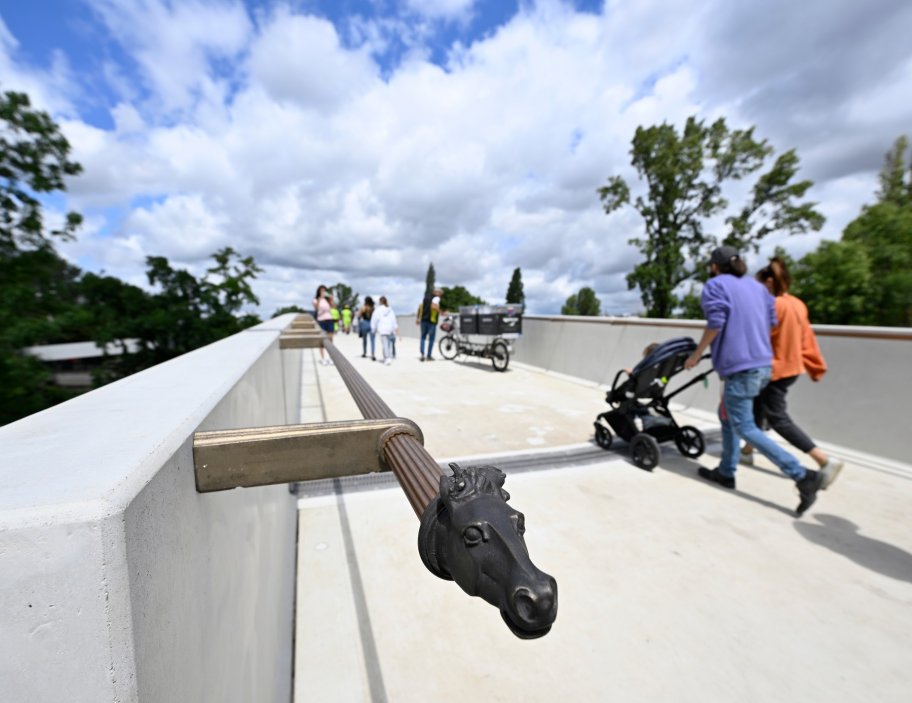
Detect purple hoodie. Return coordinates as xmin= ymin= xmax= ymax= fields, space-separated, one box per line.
xmin=701 ymin=274 xmax=777 ymax=378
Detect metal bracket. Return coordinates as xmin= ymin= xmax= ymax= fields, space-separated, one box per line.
xmin=193 ymin=417 xmax=423 ymax=492
xmin=279 ymin=333 xmax=324 ymax=349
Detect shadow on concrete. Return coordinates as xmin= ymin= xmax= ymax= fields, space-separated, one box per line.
xmin=656 ymin=450 xmax=797 ymax=518
xmin=794 ymin=514 xmax=912 ymax=583
xmin=441 ymin=357 xmax=508 ymax=374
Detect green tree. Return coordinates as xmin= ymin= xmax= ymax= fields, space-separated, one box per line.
xmin=791 ymin=240 xmax=874 ymax=325
xmin=842 ymin=202 xmax=912 ymax=326
xmin=599 ymin=115 xmax=823 ymax=317
xmin=0 ymin=91 xmax=83 ymax=255
xmin=425 ymin=262 xmax=436 ymax=296
xmin=0 ymin=90 xmax=86 ymax=424
xmin=330 ymin=282 xmax=359 ymax=311
xmin=561 ymin=287 xmax=601 ymax=316
xmin=439 ymin=285 xmax=485 ymax=311
xmin=505 ymin=267 xmax=525 ymax=306
xmin=876 ymin=135 xmax=911 ymax=207
xmin=272 ymin=305 xmax=307 ymax=318
xmin=142 ymin=248 xmax=262 ymax=361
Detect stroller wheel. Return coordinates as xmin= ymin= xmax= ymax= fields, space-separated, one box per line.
xmin=594 ymin=421 xmax=613 ymax=450
xmin=630 ymin=433 xmax=660 ymax=471
xmin=674 ymin=425 xmax=705 ymax=458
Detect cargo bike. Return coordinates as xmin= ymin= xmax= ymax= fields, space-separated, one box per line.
xmin=437 ymin=306 xmax=522 ymax=372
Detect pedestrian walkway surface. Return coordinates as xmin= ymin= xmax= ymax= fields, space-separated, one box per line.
xmin=294 ymin=332 xmax=912 ymax=703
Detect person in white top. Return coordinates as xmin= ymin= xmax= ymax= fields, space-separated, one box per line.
xmin=371 ymin=296 xmax=399 ymax=365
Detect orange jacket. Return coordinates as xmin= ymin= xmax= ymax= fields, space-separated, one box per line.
xmin=770 ymin=294 xmax=827 ymax=381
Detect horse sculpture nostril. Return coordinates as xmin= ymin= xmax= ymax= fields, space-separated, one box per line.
xmin=512 ymin=581 xmax=557 ymax=627
xmin=513 ymin=590 xmax=537 ymax=623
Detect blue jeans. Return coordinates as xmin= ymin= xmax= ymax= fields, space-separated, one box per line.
xmin=719 ymin=367 xmax=805 ymax=481
xmin=381 ymin=334 xmax=394 ymax=361
xmin=420 ymin=320 xmax=437 ymax=358
xmin=362 ymin=330 xmax=375 ymax=357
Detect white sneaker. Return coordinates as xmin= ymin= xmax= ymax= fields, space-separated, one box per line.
xmin=385 ymin=358 xmax=392 ymax=365
xmin=739 ymin=448 xmax=755 ymax=466
xmin=820 ymin=458 xmax=844 ymax=490
xmin=319 ymin=359 xmax=328 ymax=366
xmin=326 ymin=359 xmax=334 ymax=366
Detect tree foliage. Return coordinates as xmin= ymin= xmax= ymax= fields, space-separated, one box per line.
xmin=330 ymin=282 xmax=359 ymax=311
xmin=876 ymin=135 xmax=911 ymax=207
xmin=439 ymin=285 xmax=485 ymax=311
xmin=272 ymin=305 xmax=308 ymax=318
xmin=561 ymin=287 xmax=601 ymax=316
xmin=0 ymin=91 xmax=83 ymax=255
xmin=425 ymin=262 xmax=436 ymax=296
xmin=790 ymin=134 xmax=912 ymax=327
xmin=0 ymin=90 xmax=266 ymax=426
xmin=791 ymin=241 xmax=873 ymax=325
xmin=599 ymin=115 xmax=823 ymax=317
xmin=505 ymin=267 xmax=525 ymax=306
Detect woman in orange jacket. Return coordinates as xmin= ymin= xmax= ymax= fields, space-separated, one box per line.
xmin=741 ymin=257 xmax=843 ymax=488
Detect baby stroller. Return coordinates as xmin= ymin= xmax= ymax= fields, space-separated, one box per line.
xmin=593 ymin=337 xmax=714 ymax=470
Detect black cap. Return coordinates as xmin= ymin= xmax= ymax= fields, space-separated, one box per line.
xmin=710 ymin=245 xmax=740 ymax=268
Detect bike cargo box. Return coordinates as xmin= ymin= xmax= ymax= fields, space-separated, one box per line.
xmin=478 ymin=314 xmax=499 ymax=335
xmin=498 ymin=315 xmax=522 ymax=334
xmin=459 ymin=313 xmax=478 ymax=334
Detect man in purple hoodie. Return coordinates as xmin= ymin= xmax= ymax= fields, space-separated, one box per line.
xmin=684 ymin=246 xmax=826 ymax=517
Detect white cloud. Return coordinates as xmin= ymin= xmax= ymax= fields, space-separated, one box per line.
xmin=2 ymin=0 xmax=911 ymax=318
xmin=89 ymin=0 xmax=253 ymax=112
xmin=249 ymin=10 xmax=378 ymax=108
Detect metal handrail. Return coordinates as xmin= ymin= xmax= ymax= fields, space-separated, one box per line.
xmin=323 ymin=340 xmax=441 ymax=516
xmin=194 ymin=316 xmax=558 ymax=638
xmin=322 ymin=337 xmax=557 ymax=639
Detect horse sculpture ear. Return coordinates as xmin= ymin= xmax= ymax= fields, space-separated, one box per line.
xmin=439 ymin=473 xmax=455 ymax=509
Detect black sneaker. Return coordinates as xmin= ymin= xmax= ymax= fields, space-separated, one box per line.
xmin=698 ymin=467 xmax=736 ymax=489
xmin=426 ymin=356 xmax=434 ymax=361
xmin=796 ymin=469 xmax=824 ymax=517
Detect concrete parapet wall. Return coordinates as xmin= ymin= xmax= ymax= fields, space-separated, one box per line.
xmin=401 ymin=311 xmax=908 ymax=461
xmin=513 ymin=315 xmax=909 ymax=462
xmin=0 ymin=315 xmax=302 ymax=702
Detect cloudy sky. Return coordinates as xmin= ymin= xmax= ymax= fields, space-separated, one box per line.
xmin=1 ymin=0 xmax=910 ymax=315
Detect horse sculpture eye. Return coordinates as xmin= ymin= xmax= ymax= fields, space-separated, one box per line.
xmin=463 ymin=525 xmax=484 ymax=546
xmin=513 ymin=514 xmax=526 ymax=536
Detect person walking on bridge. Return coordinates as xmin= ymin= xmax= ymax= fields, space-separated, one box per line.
xmin=740 ymin=257 xmax=844 ymax=487
xmin=417 ymin=287 xmax=442 ymax=361
xmin=312 ymin=285 xmax=335 ymax=366
xmin=684 ymin=246 xmax=832 ymax=517
xmin=372 ymin=296 xmax=399 ymax=366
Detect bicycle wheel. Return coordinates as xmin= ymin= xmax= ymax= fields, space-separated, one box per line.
xmin=491 ymin=339 xmax=509 ymax=372
xmin=439 ymin=335 xmax=459 ymax=360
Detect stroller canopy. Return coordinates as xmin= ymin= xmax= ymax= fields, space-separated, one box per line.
xmin=631 ymin=337 xmax=697 ymax=377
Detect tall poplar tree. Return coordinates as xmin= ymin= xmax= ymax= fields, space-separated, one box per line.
xmin=505 ymin=267 xmax=525 ymax=306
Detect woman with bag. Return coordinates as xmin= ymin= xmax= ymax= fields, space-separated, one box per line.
xmin=358 ymin=296 xmax=376 ymax=360
xmin=740 ymin=257 xmax=843 ymax=486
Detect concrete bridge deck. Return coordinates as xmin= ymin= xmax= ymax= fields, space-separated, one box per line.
xmin=294 ymin=331 xmax=912 ymax=702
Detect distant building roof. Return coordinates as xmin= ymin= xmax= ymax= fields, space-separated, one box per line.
xmin=23 ymin=340 xmax=142 ymax=362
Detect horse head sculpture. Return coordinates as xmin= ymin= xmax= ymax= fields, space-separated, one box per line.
xmin=418 ymin=463 xmax=558 ymax=639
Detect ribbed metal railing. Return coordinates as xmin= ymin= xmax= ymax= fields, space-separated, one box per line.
xmin=324 ymin=340 xmax=443 ymax=516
